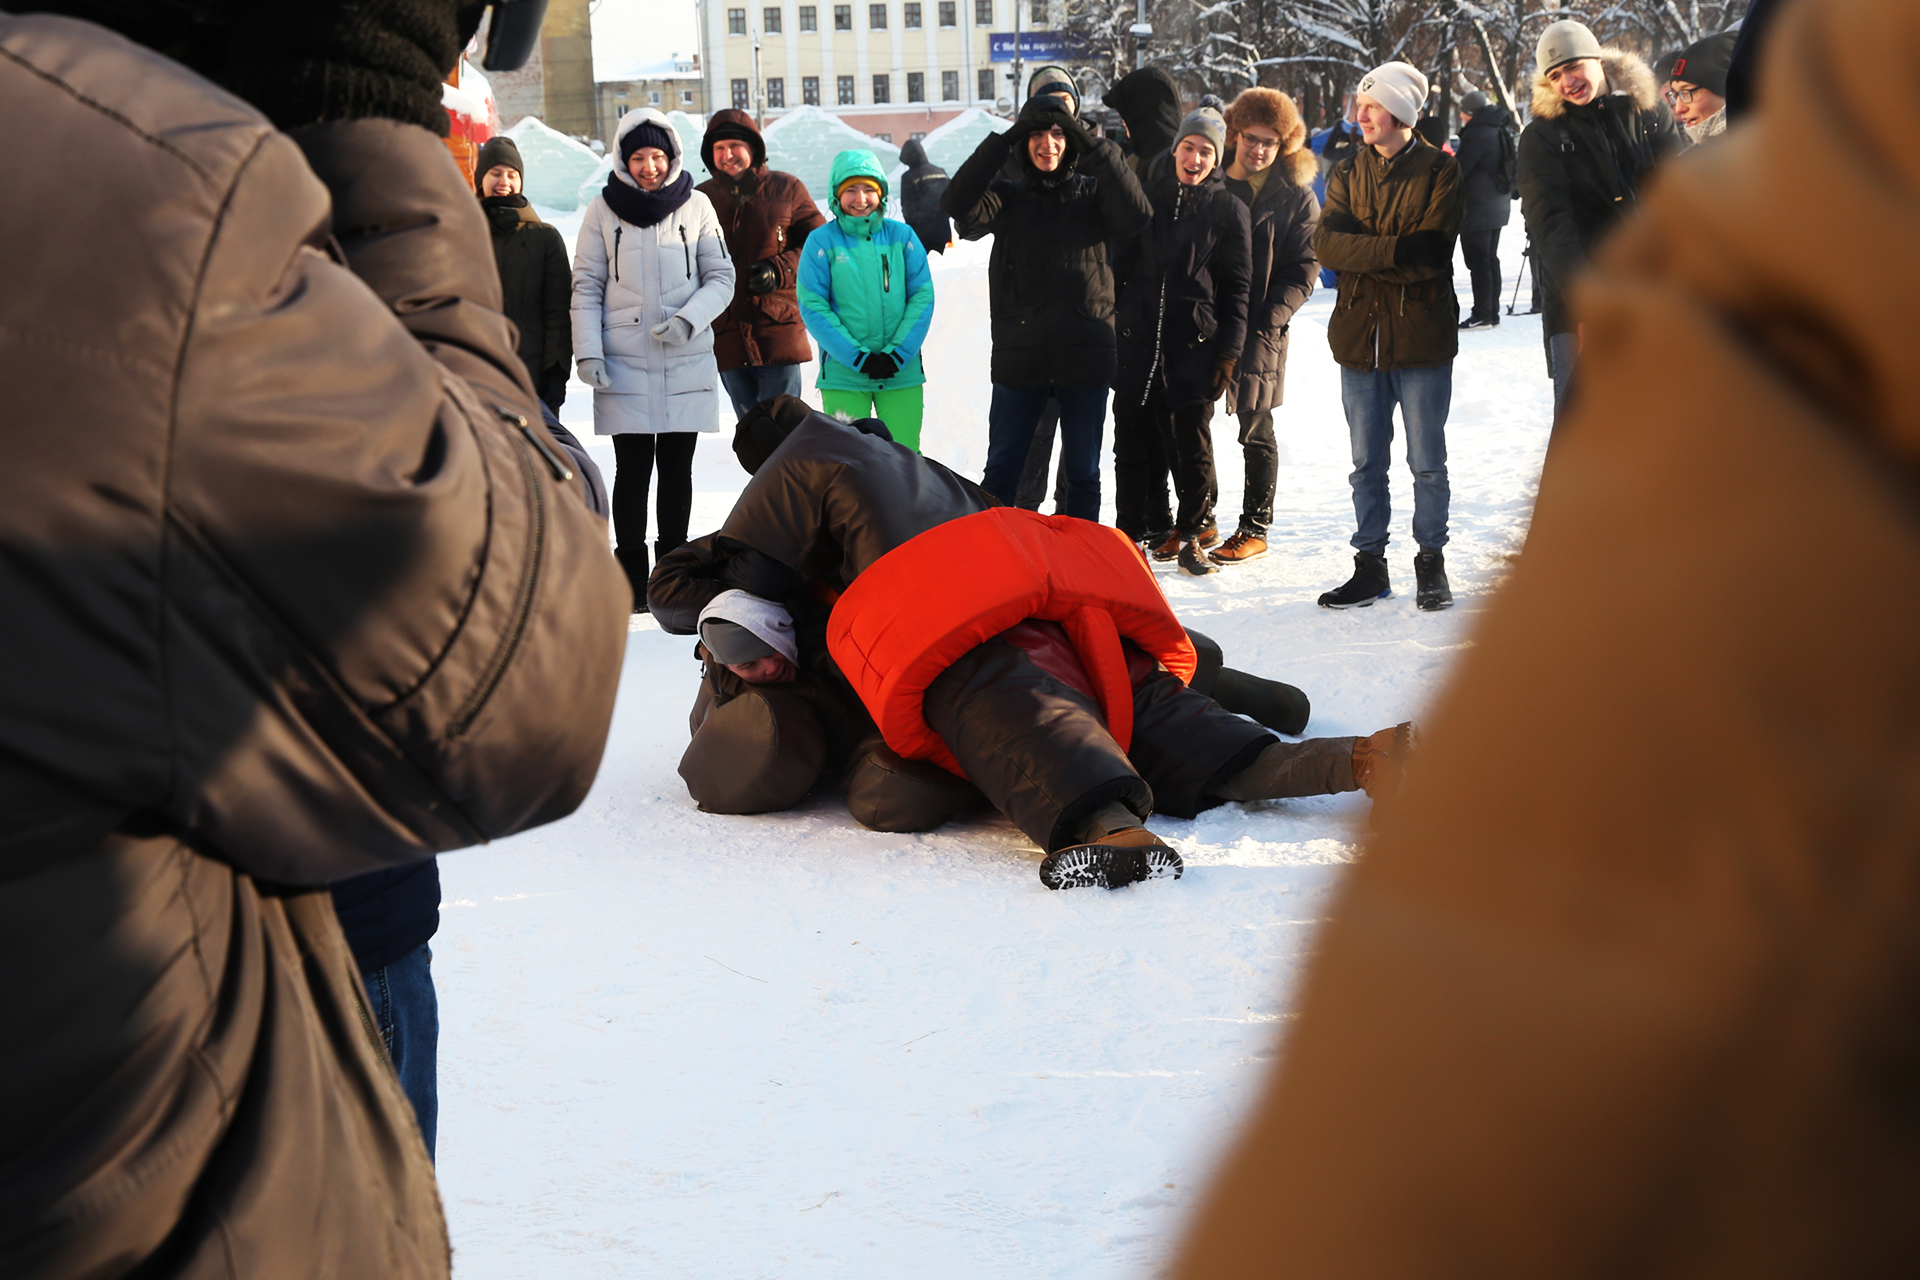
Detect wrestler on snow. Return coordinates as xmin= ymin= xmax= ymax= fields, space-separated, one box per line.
xmin=650 ymin=396 xmax=1410 ymax=889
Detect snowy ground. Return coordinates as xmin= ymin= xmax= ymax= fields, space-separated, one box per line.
xmin=434 ymin=220 xmax=1553 ymax=1277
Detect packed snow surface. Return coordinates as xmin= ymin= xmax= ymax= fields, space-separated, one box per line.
xmin=438 ymin=219 xmax=1551 ymax=1276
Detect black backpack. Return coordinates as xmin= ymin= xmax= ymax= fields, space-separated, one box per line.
xmin=1495 ymin=125 xmax=1519 ymax=198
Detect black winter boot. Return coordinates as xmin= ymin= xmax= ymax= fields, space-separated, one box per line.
xmin=615 ymin=546 xmax=649 ymax=614
xmin=1210 ymin=668 xmax=1312 ymax=736
xmin=1317 ymin=552 xmax=1390 ymax=608
xmin=1414 ymin=548 xmax=1453 ymax=612
xmin=1177 ymin=540 xmax=1219 ymax=577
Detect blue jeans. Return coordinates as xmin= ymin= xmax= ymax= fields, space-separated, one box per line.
xmin=362 ymin=943 xmax=439 ymax=1161
xmin=1340 ymin=364 xmax=1452 ymax=553
xmin=719 ymin=363 xmax=805 ymax=421
xmin=983 ymin=383 xmax=1109 ymax=521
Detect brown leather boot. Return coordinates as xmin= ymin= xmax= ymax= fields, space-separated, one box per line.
xmin=1039 ymin=827 xmax=1184 ymax=890
xmin=1351 ymin=722 xmax=1415 ymax=801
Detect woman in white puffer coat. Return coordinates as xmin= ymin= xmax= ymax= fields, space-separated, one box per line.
xmin=574 ymin=109 xmax=736 ymax=605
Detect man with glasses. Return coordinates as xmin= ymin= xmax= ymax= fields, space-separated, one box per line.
xmin=1518 ymin=20 xmax=1681 ymax=411
xmin=1664 ymin=31 xmax=1736 ymax=145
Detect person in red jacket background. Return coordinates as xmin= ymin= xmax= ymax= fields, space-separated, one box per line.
xmin=696 ymin=110 xmax=827 ymax=418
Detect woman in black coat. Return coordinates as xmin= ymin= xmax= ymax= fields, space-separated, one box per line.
xmin=476 ymin=135 xmax=573 ymax=410
xmin=1111 ymin=109 xmax=1253 ymax=575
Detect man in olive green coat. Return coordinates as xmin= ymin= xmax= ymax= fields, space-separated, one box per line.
xmin=1312 ymin=60 xmax=1463 ymax=614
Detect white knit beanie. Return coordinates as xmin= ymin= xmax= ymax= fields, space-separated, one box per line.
xmin=1354 ymin=61 xmax=1428 ymax=130
xmin=697 ymin=590 xmax=799 ymax=666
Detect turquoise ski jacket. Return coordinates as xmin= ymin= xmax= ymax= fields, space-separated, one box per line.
xmin=798 ymin=149 xmax=935 ymax=393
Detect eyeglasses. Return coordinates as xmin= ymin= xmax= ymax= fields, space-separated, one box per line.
xmin=1663 ymin=84 xmax=1706 ymax=105
xmin=1237 ymin=134 xmax=1282 ymax=152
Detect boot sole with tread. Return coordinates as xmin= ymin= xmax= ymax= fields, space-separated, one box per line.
xmin=1039 ymin=843 xmax=1184 ymax=890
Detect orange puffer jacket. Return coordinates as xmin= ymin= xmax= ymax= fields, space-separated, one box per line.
xmin=828 ymin=508 xmax=1196 ymax=776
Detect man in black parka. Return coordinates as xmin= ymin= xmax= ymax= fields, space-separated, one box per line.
xmin=898 ymin=137 xmax=951 ymax=255
xmin=1111 ymin=107 xmax=1254 ymax=577
xmin=476 ymin=134 xmax=573 ymax=411
xmin=944 ymin=90 xmax=1151 ymax=521
xmin=1453 ymin=90 xmax=1516 ymax=330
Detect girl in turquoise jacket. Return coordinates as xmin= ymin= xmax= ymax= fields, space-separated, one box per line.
xmin=797 ymin=149 xmax=936 ymax=450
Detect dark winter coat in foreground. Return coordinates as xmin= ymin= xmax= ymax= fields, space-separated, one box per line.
xmin=1223 ymin=146 xmax=1321 ymax=415
xmin=482 ymin=195 xmax=572 ymax=384
xmin=0 ymin=15 xmax=629 ymax=1278
xmin=943 ymin=119 xmax=1151 ymax=389
xmin=1518 ymin=48 xmax=1683 ymax=338
xmin=1114 ymin=153 xmax=1254 ymax=408
xmin=1454 ymin=101 xmax=1516 ymax=234
xmin=1312 ymin=133 xmax=1464 ymax=370
xmin=898 ymin=138 xmax=953 ymax=254
xmin=696 ymin=108 xmax=826 ymax=370
xmin=1172 ymin=1 xmax=1920 ymax=1273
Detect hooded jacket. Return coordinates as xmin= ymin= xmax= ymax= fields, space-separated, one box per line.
xmin=1114 ymin=152 xmax=1255 ymax=408
xmin=1455 ymin=100 xmax=1517 ymax=233
xmin=695 ymin=108 xmax=826 ymax=370
xmin=1104 ymin=67 xmax=1183 ymax=173
xmin=1312 ymin=132 xmax=1463 ymax=371
xmin=1518 ymin=48 xmax=1683 ymax=338
xmin=796 ymin=149 xmax=935 ymax=393
xmin=1221 ymin=90 xmax=1322 ymax=415
xmin=943 ymin=99 xmax=1152 ymax=389
xmin=897 ymin=138 xmax=952 ymax=254
xmin=572 ymin=107 xmax=737 ymax=434
xmin=1172 ymin=2 xmax=1920 ymax=1274
xmin=0 ymin=14 xmax=629 ymax=1277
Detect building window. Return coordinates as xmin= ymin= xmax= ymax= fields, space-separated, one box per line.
xmin=904 ymin=1 xmax=921 ymax=26
xmin=764 ymin=6 xmax=783 ymax=31
xmin=799 ymin=4 xmax=817 ymax=29
xmin=974 ymin=0 xmax=991 ymax=24
xmin=803 ymin=75 xmax=821 ymax=104
xmin=938 ymin=0 xmax=956 ymax=24
xmin=1029 ymin=0 xmax=1044 ymax=22
xmin=731 ymin=78 xmax=751 ymax=108
xmin=767 ymin=77 xmax=785 ymax=107
xmin=911 ymin=130 xmax=927 ymax=140
xmin=728 ymin=7 xmax=747 ymax=34
xmin=868 ymin=3 xmax=886 ymax=28
xmin=648 ymin=89 xmax=661 ymax=104
xmin=977 ymin=67 xmax=993 ymax=99
xmin=876 ymin=132 xmax=892 ymax=142
xmin=833 ymin=3 xmax=851 ymax=29
xmin=837 ymin=74 xmax=856 ymax=104
xmin=941 ymin=69 xmax=959 ymax=100
xmin=907 ymin=71 xmax=924 ymax=102
xmin=872 ymin=73 xmax=891 ymax=103
xmin=682 ymin=88 xmax=696 ymax=104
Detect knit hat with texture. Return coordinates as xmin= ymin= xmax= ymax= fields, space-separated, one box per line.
xmin=1175 ymin=107 xmax=1227 ymax=156
xmin=1669 ymin=30 xmax=1737 ymax=96
xmin=1535 ymin=19 xmax=1604 ymax=76
xmin=1354 ymin=61 xmax=1428 ymax=129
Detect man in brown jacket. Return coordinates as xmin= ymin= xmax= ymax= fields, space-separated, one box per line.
xmin=0 ymin=4 xmax=628 ymax=1276
xmin=1173 ymin=0 xmax=1920 ymax=1273
xmin=1312 ymin=60 xmax=1463 ymax=613
xmin=697 ymin=109 xmax=827 ymax=418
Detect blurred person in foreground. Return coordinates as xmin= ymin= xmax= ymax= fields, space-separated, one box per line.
xmin=0 ymin=3 xmax=630 ymax=1276
xmin=1172 ymin=0 xmax=1920 ymax=1273
xmin=696 ymin=108 xmax=826 ymax=417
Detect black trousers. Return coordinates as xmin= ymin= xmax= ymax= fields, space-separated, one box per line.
xmin=610 ymin=432 xmax=698 ymax=560
xmin=923 ymin=638 xmax=1272 ymax=851
xmin=1235 ymin=409 xmax=1278 ymax=535
xmin=1462 ymin=228 xmax=1502 ymax=323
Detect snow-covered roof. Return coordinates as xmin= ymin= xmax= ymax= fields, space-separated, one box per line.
xmin=595 ymin=52 xmax=701 ymax=84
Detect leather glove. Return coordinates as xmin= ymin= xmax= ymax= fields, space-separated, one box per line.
xmin=652 ymin=315 xmax=695 ymax=345
xmin=577 ymin=357 xmax=612 ymax=389
xmin=743 ymin=259 xmax=781 ymax=295
xmin=1058 ymin=111 xmax=1100 ymax=156
xmin=861 ymin=350 xmax=901 ymax=381
xmin=213 ymin=0 xmax=480 ymax=135
xmin=1208 ymin=358 xmax=1237 ymax=401
xmin=1393 ymin=229 xmax=1452 ymax=269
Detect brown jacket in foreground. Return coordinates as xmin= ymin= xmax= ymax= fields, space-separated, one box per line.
xmin=0 ymin=14 xmax=629 ymax=1277
xmin=1176 ymin=0 xmax=1920 ymax=1272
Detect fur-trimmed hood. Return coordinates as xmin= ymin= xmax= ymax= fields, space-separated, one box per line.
xmin=1531 ymin=48 xmax=1660 ymax=120
xmin=1224 ymin=87 xmax=1318 ymax=188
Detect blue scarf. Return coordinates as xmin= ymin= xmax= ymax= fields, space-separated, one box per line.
xmin=603 ymin=169 xmax=693 ymax=228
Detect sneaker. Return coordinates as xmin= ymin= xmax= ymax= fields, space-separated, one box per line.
xmin=1458 ymin=315 xmax=1497 ymax=331
xmin=1039 ymin=827 xmax=1184 ymax=890
xmin=1177 ymin=540 xmax=1219 ymax=576
xmin=1208 ymin=529 xmax=1269 ymax=565
xmin=1317 ymin=551 xmax=1391 ymax=608
xmin=1414 ymin=548 xmax=1454 ymax=612
xmin=1351 ymin=721 xmax=1415 ymax=801
xmin=1148 ymin=532 xmax=1181 ymax=562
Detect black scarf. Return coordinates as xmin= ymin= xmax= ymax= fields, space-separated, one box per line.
xmin=480 ymin=193 xmax=531 ymax=238
xmin=603 ymin=169 xmax=694 ymax=228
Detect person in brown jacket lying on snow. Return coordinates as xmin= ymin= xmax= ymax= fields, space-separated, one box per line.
xmin=1171 ymin=0 xmax=1920 ymax=1273
xmin=649 ymin=397 xmax=1412 ymax=890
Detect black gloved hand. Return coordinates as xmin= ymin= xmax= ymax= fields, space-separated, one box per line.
xmin=1208 ymin=357 xmax=1237 ymax=401
xmin=744 ymin=259 xmax=780 ymax=295
xmin=214 ymin=0 xmax=483 ymax=135
xmin=719 ymin=546 xmax=799 ymax=601
xmin=861 ymin=350 xmax=900 ymax=381
xmin=1393 ymin=229 xmax=1452 ymax=269
xmin=1319 ymin=210 xmax=1365 ymax=236
xmin=1057 ymin=111 xmax=1100 ymax=156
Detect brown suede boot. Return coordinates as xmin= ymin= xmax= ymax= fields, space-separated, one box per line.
xmin=1351 ymin=722 xmax=1416 ymax=801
